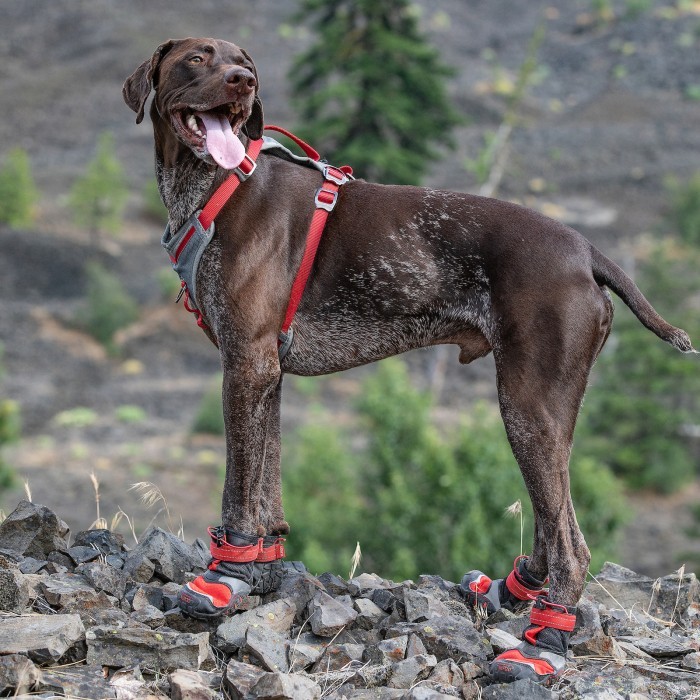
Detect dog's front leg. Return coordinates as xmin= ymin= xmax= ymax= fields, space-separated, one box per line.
xmin=178 ymin=347 xmax=281 ymax=619
xmin=220 ymin=351 xmax=281 ymax=536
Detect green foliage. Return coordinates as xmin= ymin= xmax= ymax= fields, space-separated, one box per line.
xmin=0 ymin=345 xmax=18 ymax=492
xmin=53 ymin=406 xmax=98 ymax=428
xmin=0 ymin=148 xmax=38 ymax=228
xmin=143 ymin=179 xmax=168 ymax=222
xmin=283 ymin=358 xmax=626 ymax=582
xmin=624 ymin=0 xmax=652 ymax=18
xmin=289 ymin=0 xmax=460 ymax=185
xmin=576 ymin=239 xmax=700 ymax=493
xmin=115 ymin=405 xmax=147 ymax=424
xmin=666 ymin=172 xmax=700 ymax=246
xmin=69 ymin=132 xmax=128 ymax=236
xmin=157 ymin=268 xmax=182 ymax=302
xmin=82 ymin=262 xmax=139 ymax=350
xmin=192 ymin=376 xmax=225 ymax=435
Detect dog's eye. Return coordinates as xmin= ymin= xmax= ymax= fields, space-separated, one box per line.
xmin=189 ymin=56 xmax=204 ymax=64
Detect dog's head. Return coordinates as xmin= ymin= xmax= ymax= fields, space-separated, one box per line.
xmin=123 ymin=38 xmax=264 ymax=169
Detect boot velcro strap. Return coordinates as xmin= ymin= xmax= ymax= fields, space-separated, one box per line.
xmin=529 ymin=603 xmax=576 ymax=632
xmin=208 ymin=527 xmax=262 ymax=563
xmin=505 ymin=567 xmax=547 ymax=601
xmin=256 ymin=537 xmax=286 ymax=562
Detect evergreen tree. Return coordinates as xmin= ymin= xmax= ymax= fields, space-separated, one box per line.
xmin=69 ymin=132 xmax=128 ymax=237
xmin=290 ymin=0 xmax=460 ymax=185
xmin=0 ymin=148 xmax=38 ymax=228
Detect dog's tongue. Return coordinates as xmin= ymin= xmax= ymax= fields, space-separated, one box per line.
xmin=197 ymin=111 xmax=245 ymax=170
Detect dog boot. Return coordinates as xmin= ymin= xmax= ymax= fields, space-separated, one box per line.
xmin=489 ymin=595 xmax=577 ymax=683
xmin=459 ymin=555 xmax=548 ymax=615
xmin=251 ymin=534 xmax=305 ymax=594
xmin=177 ymin=527 xmax=260 ymax=619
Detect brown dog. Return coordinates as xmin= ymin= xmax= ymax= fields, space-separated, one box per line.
xmin=123 ymin=38 xmax=694 ymax=681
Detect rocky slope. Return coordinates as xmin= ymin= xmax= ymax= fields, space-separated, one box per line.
xmin=1 ymin=500 xmax=700 ymax=699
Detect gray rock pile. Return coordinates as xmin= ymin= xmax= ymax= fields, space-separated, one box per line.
xmin=1 ymin=500 xmax=699 ymax=699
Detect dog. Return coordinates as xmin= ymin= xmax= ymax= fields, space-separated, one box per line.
xmin=123 ymin=38 xmax=694 ymax=682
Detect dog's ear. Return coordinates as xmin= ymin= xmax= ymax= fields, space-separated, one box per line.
xmin=122 ymin=40 xmax=175 ymax=124
xmin=240 ymin=49 xmax=264 ymax=140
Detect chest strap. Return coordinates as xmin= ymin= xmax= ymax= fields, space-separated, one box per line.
xmin=166 ymin=126 xmax=350 ymax=362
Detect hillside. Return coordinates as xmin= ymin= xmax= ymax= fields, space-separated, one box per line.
xmin=1 ymin=0 xmax=700 ymax=576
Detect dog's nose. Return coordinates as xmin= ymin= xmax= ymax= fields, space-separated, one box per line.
xmin=224 ymin=66 xmax=257 ymax=92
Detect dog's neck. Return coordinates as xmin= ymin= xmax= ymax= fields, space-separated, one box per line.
xmin=152 ymin=109 xmax=222 ymax=232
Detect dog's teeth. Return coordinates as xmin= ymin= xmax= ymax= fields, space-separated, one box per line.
xmin=187 ymin=115 xmax=198 ymax=131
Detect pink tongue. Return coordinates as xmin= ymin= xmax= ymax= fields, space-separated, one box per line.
xmin=197 ymin=111 xmax=245 ymax=169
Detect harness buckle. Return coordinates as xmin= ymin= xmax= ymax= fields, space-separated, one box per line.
xmin=315 ymin=186 xmax=339 ymax=212
xmin=233 ymin=154 xmax=257 ymax=181
xmin=323 ymin=164 xmax=348 ymax=186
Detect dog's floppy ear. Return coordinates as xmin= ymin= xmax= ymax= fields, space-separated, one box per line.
xmin=122 ymin=40 xmax=175 ymax=124
xmin=240 ymin=49 xmax=264 ymax=140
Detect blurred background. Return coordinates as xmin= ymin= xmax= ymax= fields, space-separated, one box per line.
xmin=0 ymin=0 xmax=699 ymax=583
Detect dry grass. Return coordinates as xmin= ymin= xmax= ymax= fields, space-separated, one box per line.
xmin=349 ymin=541 xmax=362 ymax=580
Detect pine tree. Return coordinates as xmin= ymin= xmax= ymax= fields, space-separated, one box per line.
xmin=69 ymin=132 xmax=128 ymax=238
xmin=0 ymin=148 xmax=39 ymax=228
xmin=290 ymin=0 xmax=460 ymax=185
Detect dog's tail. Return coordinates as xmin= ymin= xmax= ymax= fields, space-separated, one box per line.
xmin=590 ymin=246 xmax=696 ymax=354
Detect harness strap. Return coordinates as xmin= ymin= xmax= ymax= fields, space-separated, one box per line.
xmin=256 ymin=537 xmax=286 ymax=562
xmin=207 ymin=526 xmax=262 ymax=563
xmin=198 ymin=138 xmax=264 ymax=230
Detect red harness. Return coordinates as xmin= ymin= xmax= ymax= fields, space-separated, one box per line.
xmin=183 ymin=125 xmax=352 ymax=357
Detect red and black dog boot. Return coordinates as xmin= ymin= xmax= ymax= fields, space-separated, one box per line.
xmin=177 ymin=527 xmax=260 ymax=619
xmin=489 ymin=595 xmax=577 ymax=683
xmin=250 ymin=534 xmax=307 ymax=594
xmin=459 ymin=555 xmax=548 ymax=615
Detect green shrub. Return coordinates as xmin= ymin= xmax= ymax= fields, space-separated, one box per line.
xmin=53 ymin=407 xmax=98 ymax=428
xmin=667 ymin=172 xmax=700 ymax=246
xmin=0 ymin=345 xmax=19 ymax=493
xmin=157 ymin=268 xmax=182 ymax=302
xmin=115 ymin=405 xmax=147 ymax=424
xmin=192 ymin=376 xmax=225 ymax=435
xmin=143 ymin=179 xmax=168 ymax=222
xmin=283 ymin=358 xmax=627 ymax=582
xmin=82 ymin=262 xmax=139 ymax=350
xmin=0 ymin=148 xmax=38 ymax=228
xmin=69 ymin=132 xmax=128 ymax=237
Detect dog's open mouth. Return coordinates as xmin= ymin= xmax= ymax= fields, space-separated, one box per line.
xmin=173 ymin=103 xmax=248 ymax=169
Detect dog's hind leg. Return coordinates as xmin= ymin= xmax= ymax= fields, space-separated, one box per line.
xmin=485 ymin=282 xmax=613 ymax=683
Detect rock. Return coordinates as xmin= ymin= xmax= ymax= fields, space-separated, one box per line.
xmin=18 ymin=556 xmax=47 ymax=574
xmin=616 ymin=635 xmax=694 ymax=658
xmin=76 ymin=561 xmax=128 ymax=600
xmin=601 ymin=607 xmax=658 ymax=637
xmin=681 ymin=651 xmax=700 ymax=670
xmin=0 ymin=613 xmax=85 ymax=663
xmin=224 ymin=659 xmax=266 ymax=700
xmin=131 ymin=583 xmax=165 ymax=610
xmin=86 ymin=625 xmax=209 ymax=671
xmin=429 ymin=658 xmax=464 ymax=689
xmin=371 ymin=587 xmax=402 ymax=614
xmin=288 ymin=636 xmax=326 ymax=672
xmin=40 ymin=572 xmax=116 ymax=620
xmin=570 ymin=598 xmax=620 ymax=657
xmin=404 ymin=589 xmax=451 ymax=623
xmin=0 ymin=654 xmax=41 ymax=695
xmin=407 ymin=632 xmax=428 ymax=657
xmin=386 ymin=614 xmax=491 ymax=662
xmin=169 ymin=669 xmax=216 ymax=700
xmin=348 ymin=572 xmax=389 ymax=595
xmin=354 ymin=596 xmax=388 ymax=629
xmin=0 ymin=558 xmax=29 ymax=612
xmin=126 ymin=527 xmax=206 ymax=584
xmin=585 ymin=563 xmax=699 ymax=621
xmin=67 ymin=545 xmax=102 ymax=565
xmin=403 ymin=688 xmax=456 ymax=700
xmin=130 ymin=602 xmax=166 ymax=628
xmin=163 ymin=608 xmax=220 ymax=634
xmin=481 ymin=678 xmax=560 ymax=699
xmin=308 ymin=589 xmax=358 ymax=637
xmin=364 ymin=635 xmax=408 ymax=665
xmin=266 ymin=569 xmax=324 ymax=618
xmin=0 ymin=501 xmax=69 ymax=558
xmin=73 ymin=529 xmax=125 ymax=555
xmin=386 ymin=653 xmax=437 ymax=689
xmin=460 ymin=661 xmax=484 ymax=680
xmin=318 ymin=571 xmax=351 ymax=596
xmin=311 ymin=642 xmax=365 ymax=672
xmin=615 ymin=640 xmax=655 ymax=661
xmin=486 ymin=628 xmax=521 ymax=653
xmin=216 ymin=597 xmax=296 ymax=652
xmin=249 ymin=671 xmax=321 ymax=699
xmin=39 ymin=665 xmax=116 ymax=699
xmin=122 ymin=552 xmax=155 ymax=583
xmin=243 ymin=625 xmax=290 ymax=672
